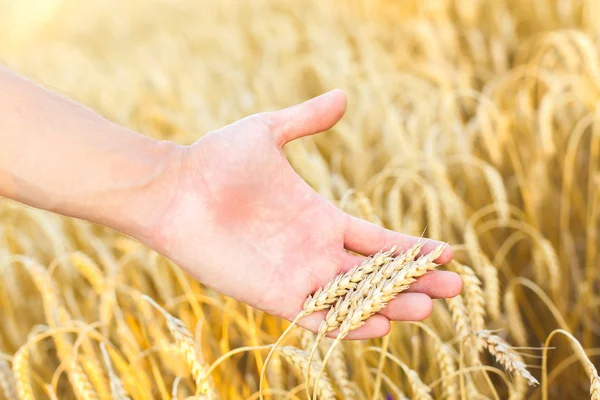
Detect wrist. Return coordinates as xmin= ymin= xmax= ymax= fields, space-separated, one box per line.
xmin=101 ymin=130 xmax=187 ymax=244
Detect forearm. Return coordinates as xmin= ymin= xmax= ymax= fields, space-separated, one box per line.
xmin=0 ymin=66 xmax=183 ymax=240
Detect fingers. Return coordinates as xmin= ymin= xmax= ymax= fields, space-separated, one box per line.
xmin=404 ymin=270 xmax=463 ymax=298
xmin=377 ymin=293 xmax=433 ymax=321
xmin=343 ymin=215 xmax=454 ymax=264
xmin=266 ymin=89 xmax=347 ymax=147
xmin=338 ymin=251 xmax=366 ymax=273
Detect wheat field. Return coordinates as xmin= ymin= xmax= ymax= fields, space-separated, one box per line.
xmin=1 ymin=0 xmax=600 ymax=399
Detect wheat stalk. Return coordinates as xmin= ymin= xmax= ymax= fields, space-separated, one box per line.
xmin=320 ymin=338 xmax=353 ymax=399
xmin=142 ymin=296 xmax=214 ymax=397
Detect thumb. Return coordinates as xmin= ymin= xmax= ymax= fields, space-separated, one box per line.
xmin=268 ymin=89 xmax=347 ymax=147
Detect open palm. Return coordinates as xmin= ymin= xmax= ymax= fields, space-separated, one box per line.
xmin=150 ymin=90 xmax=461 ymax=339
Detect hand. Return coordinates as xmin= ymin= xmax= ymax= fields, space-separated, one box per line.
xmin=146 ymin=90 xmax=462 ymax=339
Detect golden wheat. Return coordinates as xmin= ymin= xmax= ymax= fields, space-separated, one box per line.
xmin=1 ymin=0 xmax=599 ymax=398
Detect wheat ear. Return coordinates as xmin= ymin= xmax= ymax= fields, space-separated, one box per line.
xmin=590 ymin=363 xmax=600 ymax=400
xmin=142 ymin=296 xmax=214 ymax=397
xmin=259 ymin=247 xmax=396 ymax=399
xmin=482 ymin=263 xmax=500 ymax=320
xmin=312 ymin=244 xmax=445 ymax=399
xmin=406 ymin=369 xmax=434 ymax=400
xmin=455 ymin=263 xmax=486 ymax=332
xmin=303 ymin=247 xmax=397 ymax=314
xmin=306 ymin=242 xmax=427 ymax=397
xmin=503 ymin=289 xmax=528 ymax=347
xmin=475 ymin=330 xmax=538 ymax=386
xmin=71 ymin=364 xmax=100 ymax=400
xmin=446 ymin=294 xmax=470 ymax=339
xmin=338 ymin=244 xmax=446 ymax=338
xmin=313 ymin=241 xmax=426 ymax=344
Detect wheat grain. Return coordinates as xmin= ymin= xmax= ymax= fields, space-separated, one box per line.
xmin=304 ymin=243 xmax=440 ymax=399
xmin=423 ymin=184 xmax=442 ymax=239
xmin=446 ymin=293 xmax=480 ymax=365
xmin=300 ymin=331 xmax=320 ymax=360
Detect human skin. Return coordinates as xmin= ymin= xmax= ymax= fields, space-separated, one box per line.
xmin=0 ymin=66 xmax=461 ymax=339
